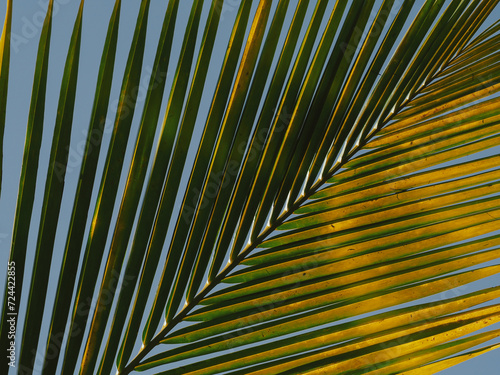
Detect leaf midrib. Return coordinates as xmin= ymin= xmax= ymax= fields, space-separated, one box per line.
xmin=118 ymin=125 xmax=384 ymax=374
xmin=120 ymin=38 xmax=449 ymax=375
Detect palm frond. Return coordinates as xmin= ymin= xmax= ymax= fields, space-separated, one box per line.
xmin=1 ymin=1 xmax=500 ymax=374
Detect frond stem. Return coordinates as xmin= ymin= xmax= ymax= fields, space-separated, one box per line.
xmin=120 ymin=69 xmax=437 ymax=373
xmin=120 ymin=163 xmax=332 ymax=374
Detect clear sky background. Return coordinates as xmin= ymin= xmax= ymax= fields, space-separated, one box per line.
xmin=0 ymin=0 xmax=500 ymax=374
